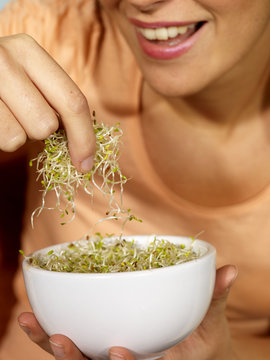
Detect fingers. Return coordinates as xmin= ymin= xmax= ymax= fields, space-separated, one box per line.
xmin=26 ymin=54 xmax=95 ymax=170
xmin=0 ymin=99 xmax=26 ymax=152
xmin=18 ymin=312 xmax=52 ymax=354
xmin=15 ymin=34 xmax=96 ymax=171
xmin=0 ymin=50 xmax=59 ymax=140
xmin=204 ymin=265 xmax=238 ymax=325
xmin=109 ymin=347 xmax=136 ymax=360
xmin=18 ymin=312 xmax=88 ymax=360
xmin=49 ymin=334 xmax=88 ymax=360
xmin=18 ymin=312 xmax=134 ymax=360
xmin=0 ymin=34 xmax=95 ymax=171
xmin=213 ymin=264 xmax=238 ymax=300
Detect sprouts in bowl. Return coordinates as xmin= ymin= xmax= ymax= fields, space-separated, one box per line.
xmin=22 ymin=235 xmax=216 ymax=360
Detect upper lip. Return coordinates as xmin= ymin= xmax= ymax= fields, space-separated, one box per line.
xmin=129 ymin=18 xmax=202 ymax=29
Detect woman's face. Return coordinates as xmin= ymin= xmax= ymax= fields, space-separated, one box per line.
xmin=99 ymin=0 xmax=270 ymax=97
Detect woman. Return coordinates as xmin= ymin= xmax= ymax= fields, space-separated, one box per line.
xmin=0 ymin=0 xmax=269 ymax=359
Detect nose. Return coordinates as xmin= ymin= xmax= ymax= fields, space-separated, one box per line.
xmin=129 ymin=0 xmax=167 ymax=13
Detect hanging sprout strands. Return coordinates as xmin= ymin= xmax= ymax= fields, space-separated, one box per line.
xmin=25 ymin=112 xmax=203 ymax=274
xmin=30 ymin=112 xmax=137 ymax=227
xmin=27 ymin=237 xmax=200 ymax=273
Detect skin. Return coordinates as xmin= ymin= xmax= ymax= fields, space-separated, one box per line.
xmin=1 ymin=0 xmax=270 ymax=359
xmin=99 ymin=0 xmax=270 ymax=207
xmin=0 ymin=34 xmax=96 ymax=171
xmin=100 ymin=0 xmax=270 ymax=97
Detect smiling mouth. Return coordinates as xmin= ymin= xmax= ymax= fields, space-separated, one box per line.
xmin=136 ymin=22 xmax=205 ymax=46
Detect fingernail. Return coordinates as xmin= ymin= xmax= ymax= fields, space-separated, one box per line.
xmin=19 ymin=323 xmax=31 ymax=336
xmin=109 ymin=352 xmax=125 ymax=360
xmin=81 ymin=155 xmax=94 ymax=172
xmin=49 ymin=340 xmax=66 ymax=359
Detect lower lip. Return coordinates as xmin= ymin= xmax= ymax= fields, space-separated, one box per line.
xmin=135 ymin=24 xmax=205 ymax=60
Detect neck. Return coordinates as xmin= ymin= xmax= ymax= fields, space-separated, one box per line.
xmin=141 ymin=53 xmax=270 ymax=207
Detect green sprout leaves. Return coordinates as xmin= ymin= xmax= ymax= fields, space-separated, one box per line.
xmin=19 ymin=249 xmax=25 ymax=257
xmin=30 ymin=112 xmax=138 ymax=228
xmin=28 ymin=237 xmax=199 ymax=273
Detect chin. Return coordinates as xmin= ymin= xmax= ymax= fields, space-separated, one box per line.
xmin=145 ymin=73 xmax=208 ymax=98
xmin=140 ymin=60 xmax=213 ymax=98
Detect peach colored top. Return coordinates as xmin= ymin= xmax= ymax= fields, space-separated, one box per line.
xmin=0 ymin=1 xmax=270 ymax=359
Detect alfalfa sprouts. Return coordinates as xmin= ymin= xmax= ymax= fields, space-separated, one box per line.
xmin=27 ymin=237 xmax=200 ymax=273
xmin=30 ymin=112 xmax=139 ymax=227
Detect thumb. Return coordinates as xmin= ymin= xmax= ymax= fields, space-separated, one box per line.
xmin=209 ymin=264 xmax=238 ymax=317
xmin=109 ymin=347 xmax=136 ymax=360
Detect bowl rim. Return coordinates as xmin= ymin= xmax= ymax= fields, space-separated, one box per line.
xmin=22 ymin=234 xmax=216 ymax=277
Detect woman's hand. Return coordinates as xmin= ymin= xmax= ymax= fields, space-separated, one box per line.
xmin=18 ymin=313 xmax=89 ymax=360
xmin=0 ymin=34 xmax=95 ymax=172
xmin=18 ymin=265 xmax=238 ymax=360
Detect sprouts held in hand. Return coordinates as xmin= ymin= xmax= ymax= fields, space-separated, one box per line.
xmin=30 ymin=112 xmax=137 ymax=227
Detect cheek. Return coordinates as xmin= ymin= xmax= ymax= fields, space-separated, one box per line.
xmin=199 ymin=0 xmax=249 ymax=12
xmin=201 ymin=0 xmax=270 ymax=53
xmin=98 ymin=0 xmax=120 ymax=9
xmin=201 ymin=0 xmax=270 ymax=24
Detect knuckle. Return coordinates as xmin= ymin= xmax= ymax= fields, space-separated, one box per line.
xmin=0 ymin=34 xmax=36 ymax=62
xmin=0 ymin=44 xmax=12 ymax=69
xmin=0 ymin=133 xmax=27 ymax=152
xmin=65 ymin=89 xmax=89 ymax=115
xmin=33 ymin=118 xmax=59 ymax=140
xmin=12 ymin=33 xmax=37 ymax=47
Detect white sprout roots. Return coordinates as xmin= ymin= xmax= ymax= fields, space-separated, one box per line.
xmin=30 ymin=113 xmax=136 ymax=227
xmin=28 ymin=237 xmax=200 ymax=273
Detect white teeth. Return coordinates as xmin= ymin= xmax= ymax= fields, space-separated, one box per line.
xmin=156 ymin=27 xmax=168 ymax=40
xmin=188 ymin=24 xmax=196 ymax=31
xmin=178 ymin=26 xmax=188 ymax=35
xmin=143 ymin=28 xmax=156 ymax=40
xmin=138 ymin=24 xmax=194 ymax=41
xmin=167 ymin=26 xmax=178 ymax=38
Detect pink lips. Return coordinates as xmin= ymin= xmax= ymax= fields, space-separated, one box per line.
xmin=129 ymin=18 xmax=205 ymax=60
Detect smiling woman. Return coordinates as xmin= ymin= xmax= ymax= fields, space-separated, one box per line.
xmin=133 ymin=20 xmax=203 ymax=60
xmin=105 ymin=0 xmax=270 ymax=97
xmin=0 ymin=1 xmax=270 ymax=360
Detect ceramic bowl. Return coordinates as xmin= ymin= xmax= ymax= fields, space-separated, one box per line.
xmin=22 ymin=235 xmax=216 ymax=360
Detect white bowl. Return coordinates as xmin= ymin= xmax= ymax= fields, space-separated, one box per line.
xmin=22 ymin=235 xmax=216 ymax=360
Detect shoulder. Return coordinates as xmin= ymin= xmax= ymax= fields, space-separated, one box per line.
xmin=0 ymin=0 xmax=100 ymax=42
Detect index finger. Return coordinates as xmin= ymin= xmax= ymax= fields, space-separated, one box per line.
xmin=18 ymin=36 xmax=96 ymax=171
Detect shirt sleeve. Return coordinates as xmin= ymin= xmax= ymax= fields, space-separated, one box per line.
xmin=0 ymin=0 xmax=101 ymax=71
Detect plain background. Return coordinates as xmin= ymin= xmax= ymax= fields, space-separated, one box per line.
xmin=0 ymin=0 xmax=27 ymax=343
xmin=0 ymin=0 xmax=12 ymax=10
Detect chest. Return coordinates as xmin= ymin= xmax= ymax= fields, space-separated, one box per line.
xmin=140 ymin=94 xmax=270 ymax=207
xmin=116 ymin=148 xmax=270 ymax=321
